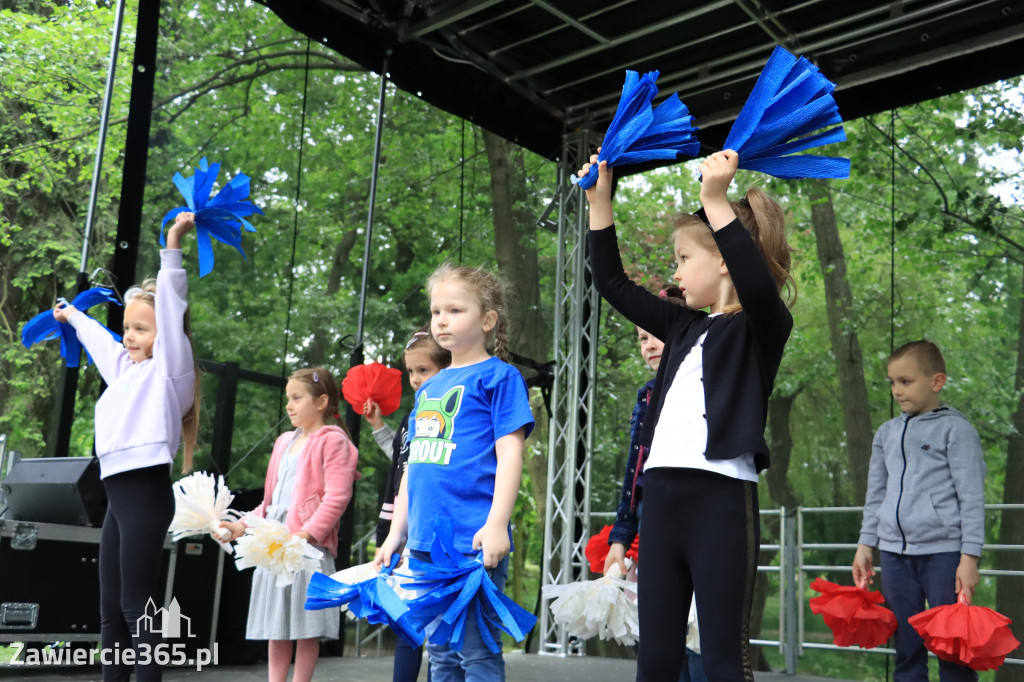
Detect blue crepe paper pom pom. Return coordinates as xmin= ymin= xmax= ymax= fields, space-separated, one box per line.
xmin=723 ymin=46 xmax=850 ymax=179
xmin=160 ymin=158 xmax=263 ymax=277
xmin=403 ymin=517 xmax=536 ymax=653
xmin=21 ymin=287 xmax=122 ymax=368
xmin=574 ymin=71 xmax=700 ymax=190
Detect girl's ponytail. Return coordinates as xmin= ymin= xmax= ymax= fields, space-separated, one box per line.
xmin=181 ymin=306 xmax=201 ymax=473
xmin=492 ymin=314 xmax=511 ymax=363
xmin=737 ymin=187 xmax=797 ymax=308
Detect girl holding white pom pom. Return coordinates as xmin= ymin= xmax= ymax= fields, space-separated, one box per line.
xmin=53 ymin=211 xmax=200 ymax=682
xmin=580 ymin=151 xmax=795 ymax=682
xmin=220 ymin=367 xmax=359 ymax=682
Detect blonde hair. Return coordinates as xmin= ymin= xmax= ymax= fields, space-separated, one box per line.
xmin=124 ymin=278 xmax=201 ymax=473
xmin=674 ymin=187 xmax=797 ymax=314
xmin=426 ymin=264 xmax=512 ymax=362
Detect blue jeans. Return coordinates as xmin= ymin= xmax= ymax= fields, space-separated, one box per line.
xmin=393 ymin=634 xmax=428 ymax=682
xmin=880 ymin=551 xmax=977 ymax=682
xmin=410 ymin=550 xmax=509 ymax=682
xmin=679 ymin=647 xmax=707 ymax=682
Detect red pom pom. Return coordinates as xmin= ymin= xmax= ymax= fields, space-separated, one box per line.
xmin=342 ymin=363 xmax=403 ymax=416
xmin=584 ymin=525 xmax=641 ymax=574
xmin=909 ymin=595 xmax=1021 ymax=671
xmin=809 ymin=578 xmax=897 ymax=649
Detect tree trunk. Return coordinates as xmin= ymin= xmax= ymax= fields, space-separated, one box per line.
xmin=303 ymin=230 xmax=357 ymax=367
xmin=808 ymin=180 xmax=874 ymax=504
xmin=995 ymin=266 xmax=1024 ymax=682
xmin=748 ymin=390 xmax=803 ymax=671
xmin=767 ymin=390 xmax=802 ymax=510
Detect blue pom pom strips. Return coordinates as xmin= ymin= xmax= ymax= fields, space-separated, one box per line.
xmin=161 ymin=158 xmax=263 ymax=277
xmin=574 ymin=70 xmax=700 ymax=190
xmin=404 ymin=517 xmax=536 ymax=653
xmin=305 ymin=555 xmax=425 ymax=647
xmin=723 ymin=46 xmax=850 ymax=180
xmin=21 ymin=287 xmax=122 ymax=368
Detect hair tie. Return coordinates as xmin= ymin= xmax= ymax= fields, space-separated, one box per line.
xmin=313 ymin=371 xmax=320 ymax=383
xmin=657 ymin=289 xmax=668 ymax=298
xmin=333 ymin=412 xmax=342 ymax=421
xmin=406 ymin=330 xmax=430 ymax=349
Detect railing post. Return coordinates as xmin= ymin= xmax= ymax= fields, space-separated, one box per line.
xmin=783 ymin=506 xmax=800 ymax=674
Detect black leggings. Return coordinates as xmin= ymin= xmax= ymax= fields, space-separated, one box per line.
xmin=100 ymin=464 xmax=174 ymax=682
xmin=637 ymin=468 xmax=759 ymax=682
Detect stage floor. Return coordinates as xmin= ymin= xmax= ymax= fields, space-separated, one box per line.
xmin=0 ymin=653 xmax=854 ymax=682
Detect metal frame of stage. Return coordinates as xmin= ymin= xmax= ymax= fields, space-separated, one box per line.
xmin=538 ymin=128 xmax=600 ymax=656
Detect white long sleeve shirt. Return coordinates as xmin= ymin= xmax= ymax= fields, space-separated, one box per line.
xmin=69 ymin=250 xmax=195 ymax=478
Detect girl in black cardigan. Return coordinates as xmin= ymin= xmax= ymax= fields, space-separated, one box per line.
xmin=579 ymin=151 xmax=795 ymax=682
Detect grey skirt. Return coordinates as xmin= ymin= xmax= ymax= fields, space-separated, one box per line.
xmin=245 ymin=508 xmax=340 ymax=641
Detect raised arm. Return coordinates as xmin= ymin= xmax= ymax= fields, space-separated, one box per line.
xmin=61 ymin=305 xmax=131 ymax=385
xmin=582 ymin=156 xmax=698 ymax=340
xmin=154 ymin=213 xmax=196 ymax=385
xmin=701 ymin=151 xmax=792 ymax=345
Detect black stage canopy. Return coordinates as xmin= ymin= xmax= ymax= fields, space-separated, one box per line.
xmin=265 ymin=0 xmax=1024 ymax=172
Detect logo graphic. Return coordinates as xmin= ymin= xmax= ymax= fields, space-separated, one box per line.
xmin=135 ymin=597 xmax=194 ymax=638
xmin=409 ymin=385 xmax=463 ymax=465
xmin=12 ymin=596 xmax=217 ymax=670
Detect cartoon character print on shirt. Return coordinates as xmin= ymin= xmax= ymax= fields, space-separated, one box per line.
xmin=409 ymin=385 xmax=463 ymax=466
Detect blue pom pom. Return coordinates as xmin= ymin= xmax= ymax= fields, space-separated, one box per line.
xmin=402 ymin=517 xmax=536 ymax=653
xmin=21 ymin=287 xmax=122 ymax=367
xmin=305 ymin=555 xmax=425 ymax=647
xmin=161 ymin=158 xmax=263 ymax=277
xmin=577 ymin=71 xmax=700 ymax=190
xmin=723 ymin=46 xmax=850 ymax=179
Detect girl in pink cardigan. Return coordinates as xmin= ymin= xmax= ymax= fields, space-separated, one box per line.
xmin=222 ymin=367 xmax=359 ymax=682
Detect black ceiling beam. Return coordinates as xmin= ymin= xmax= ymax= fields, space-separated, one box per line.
xmin=266 ymin=0 xmax=1024 ymax=178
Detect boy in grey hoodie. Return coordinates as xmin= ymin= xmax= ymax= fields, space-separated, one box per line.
xmin=853 ymin=340 xmax=985 ymax=682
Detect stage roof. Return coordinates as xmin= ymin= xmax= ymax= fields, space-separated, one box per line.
xmin=266 ymin=0 xmax=1024 ymax=171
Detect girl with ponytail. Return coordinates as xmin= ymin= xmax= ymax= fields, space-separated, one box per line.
xmin=375 ymin=263 xmax=534 ymax=681
xmin=580 ymin=150 xmax=796 ymax=682
xmin=53 ymin=211 xmax=201 ymax=681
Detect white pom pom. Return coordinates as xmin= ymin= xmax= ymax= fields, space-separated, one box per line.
xmin=542 ymin=560 xmax=640 ymax=645
xmin=168 ymin=472 xmax=239 ymax=552
xmin=233 ymin=516 xmax=323 ymax=587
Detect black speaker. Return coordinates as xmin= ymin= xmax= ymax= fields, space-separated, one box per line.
xmin=2 ymin=457 xmax=106 ymax=527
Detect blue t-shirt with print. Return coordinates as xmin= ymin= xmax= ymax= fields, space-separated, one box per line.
xmin=406 ymin=356 xmax=535 ymax=553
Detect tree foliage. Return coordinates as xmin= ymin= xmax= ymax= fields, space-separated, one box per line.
xmin=2 ymin=1 xmax=1022 ymax=675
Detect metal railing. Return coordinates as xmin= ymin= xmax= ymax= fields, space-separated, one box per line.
xmin=350 ymin=525 xmax=385 ymax=657
xmin=752 ymin=504 xmax=1024 ymax=674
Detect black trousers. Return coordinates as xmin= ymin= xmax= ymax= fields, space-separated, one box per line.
xmin=99 ymin=464 xmax=174 ymax=682
xmin=637 ymin=468 xmax=759 ymax=682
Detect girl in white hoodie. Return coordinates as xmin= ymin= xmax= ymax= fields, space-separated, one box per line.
xmin=54 ymin=211 xmax=199 ymax=682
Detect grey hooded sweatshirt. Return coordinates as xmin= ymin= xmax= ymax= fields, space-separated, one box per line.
xmin=859 ymin=406 xmax=986 ymax=557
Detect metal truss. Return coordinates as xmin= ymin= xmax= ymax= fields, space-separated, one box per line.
xmin=539 ymin=128 xmax=600 ymax=656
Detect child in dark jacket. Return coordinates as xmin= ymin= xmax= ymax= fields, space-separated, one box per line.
xmin=580 ymin=150 xmax=795 ymax=682
xmin=853 ymin=340 xmax=986 ymax=682
xmin=606 ymin=286 xmax=706 ymax=682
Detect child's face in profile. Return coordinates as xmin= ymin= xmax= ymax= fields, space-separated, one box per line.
xmin=887 ymin=355 xmax=945 ymax=415
xmin=284 ymin=380 xmax=328 ymax=431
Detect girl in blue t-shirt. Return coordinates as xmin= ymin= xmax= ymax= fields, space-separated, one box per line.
xmin=376 ymin=263 xmax=534 ymax=682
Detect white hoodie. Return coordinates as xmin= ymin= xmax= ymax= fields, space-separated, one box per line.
xmin=69 ymin=250 xmax=195 ymax=479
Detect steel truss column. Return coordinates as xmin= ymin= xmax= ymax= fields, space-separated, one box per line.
xmin=539 ymin=128 xmax=600 ymax=656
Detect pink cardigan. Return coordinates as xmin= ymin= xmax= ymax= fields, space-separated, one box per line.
xmin=248 ymin=425 xmax=360 ymax=558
